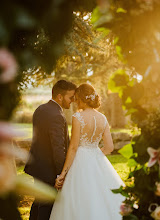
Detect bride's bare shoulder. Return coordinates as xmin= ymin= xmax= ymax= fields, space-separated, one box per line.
xmin=95 ymin=110 xmax=106 ymax=118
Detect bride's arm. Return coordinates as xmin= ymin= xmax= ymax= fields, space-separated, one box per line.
xmin=101 ymin=123 xmax=114 ymax=155
xmin=55 ymin=116 xmax=80 ymax=188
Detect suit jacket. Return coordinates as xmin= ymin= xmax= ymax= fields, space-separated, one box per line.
xmin=24 ymin=100 xmax=69 ymax=185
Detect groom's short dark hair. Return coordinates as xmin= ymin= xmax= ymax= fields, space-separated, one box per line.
xmin=52 ymin=80 xmax=77 ymax=98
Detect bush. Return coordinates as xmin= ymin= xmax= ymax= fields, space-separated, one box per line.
xmin=12 ymin=111 xmax=32 ymax=123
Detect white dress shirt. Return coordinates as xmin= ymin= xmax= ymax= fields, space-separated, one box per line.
xmin=51 ymin=99 xmax=63 ymax=111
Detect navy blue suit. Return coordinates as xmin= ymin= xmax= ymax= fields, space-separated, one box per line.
xmin=24 ymin=100 xmax=69 ymax=220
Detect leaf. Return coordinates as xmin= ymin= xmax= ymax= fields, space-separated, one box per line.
xmin=108 ymin=77 xmax=124 ymax=94
xmin=125 ymin=97 xmax=132 ymax=104
xmin=118 ymin=143 xmax=133 ymax=159
xmin=128 ymin=79 xmax=136 ymax=87
xmin=116 ymin=8 xmax=127 ymax=13
xmin=128 ymin=159 xmax=138 ymax=167
xmin=96 ymin=27 xmax=110 ymax=35
xmin=112 ymin=186 xmax=129 ymax=197
xmin=93 ymin=28 xmax=110 ymax=43
xmin=91 ymin=7 xmax=101 ymax=24
xmin=91 ymin=6 xmax=113 ymax=28
xmin=125 ymin=108 xmax=138 ymax=116
xmin=121 ymin=191 xmax=129 ymax=197
xmin=93 ymin=14 xmax=113 ymax=28
xmin=123 ymin=214 xmax=138 ymax=220
xmin=113 ymin=36 xmax=119 ymax=45
xmin=108 ymin=69 xmax=128 ymax=96
xmin=116 ymin=45 xmax=126 ymax=62
xmin=112 ymin=188 xmax=122 ymax=194
xmin=111 ymin=185 xmax=123 ymax=194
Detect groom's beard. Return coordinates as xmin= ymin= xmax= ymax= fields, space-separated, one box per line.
xmin=62 ymin=99 xmax=71 ymax=109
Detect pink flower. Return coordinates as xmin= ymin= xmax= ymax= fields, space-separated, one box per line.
xmin=0 ymin=48 xmax=18 ymax=83
xmin=120 ymin=203 xmax=133 ymax=216
xmin=147 ymin=147 xmax=160 ymax=167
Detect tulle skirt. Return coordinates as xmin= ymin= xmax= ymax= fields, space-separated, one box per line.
xmin=50 ymin=146 xmax=124 ymax=220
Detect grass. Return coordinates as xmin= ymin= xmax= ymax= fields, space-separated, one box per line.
xmin=18 ymin=207 xmax=31 ymax=220
xmin=17 ymin=154 xmax=129 ymax=220
xmin=14 ymin=123 xmax=138 ymax=140
xmin=107 ymin=154 xmax=129 ymax=181
xmin=17 ymin=166 xmax=34 ymax=220
xmin=14 ymin=123 xmax=32 ymax=140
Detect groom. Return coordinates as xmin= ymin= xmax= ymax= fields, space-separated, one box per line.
xmin=24 ymin=80 xmax=77 ymax=220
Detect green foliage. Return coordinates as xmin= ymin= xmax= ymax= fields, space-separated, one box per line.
xmin=123 ymin=215 xmax=138 ymax=220
xmin=127 ymin=159 xmax=137 ymax=168
xmin=108 ymin=69 xmax=128 ymax=97
xmin=115 ymin=45 xmax=126 ymax=62
xmin=118 ymin=142 xmax=138 ymax=168
xmin=107 ymin=154 xmax=130 ymax=181
xmin=91 ymin=1 xmax=160 ymax=219
xmin=92 ymin=0 xmax=160 ymax=74
xmin=108 ymin=68 xmax=148 ymax=124
xmin=0 ymin=81 xmax=21 ymax=120
xmin=18 ymin=207 xmax=30 ymax=218
xmin=91 ymin=6 xmax=113 ymax=28
xmin=116 ymin=8 xmax=127 ymax=14
xmin=114 ymin=111 xmax=160 ymax=219
xmin=0 ymin=1 xmax=77 ymax=218
xmin=0 ymin=0 xmax=75 ymax=121
xmin=118 ymin=143 xmax=133 ymax=159
xmin=54 ymin=12 xmax=120 ymax=96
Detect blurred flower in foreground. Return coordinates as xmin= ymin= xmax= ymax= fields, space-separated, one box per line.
xmin=147 ymin=147 xmax=160 ymax=167
xmin=0 ymin=142 xmax=29 ymax=195
xmin=155 ymin=182 xmax=160 ymax=196
xmin=0 ymin=121 xmax=57 ymax=201
xmin=120 ymin=203 xmax=133 ymax=216
xmin=151 ymin=206 xmax=160 ymax=220
xmin=0 ymin=150 xmax=16 ymax=194
xmin=15 ymin=175 xmax=57 ymax=202
xmin=0 ymin=122 xmax=22 ymax=141
xmin=0 ymin=48 xmax=18 ymax=83
xmin=0 ymin=122 xmax=26 ymax=195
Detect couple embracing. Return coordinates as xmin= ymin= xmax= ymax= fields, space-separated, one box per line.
xmin=25 ymin=80 xmax=124 ymax=220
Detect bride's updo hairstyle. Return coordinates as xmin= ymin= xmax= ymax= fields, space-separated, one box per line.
xmin=75 ymin=83 xmax=101 ymax=108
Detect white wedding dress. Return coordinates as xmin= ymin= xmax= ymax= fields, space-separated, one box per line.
xmin=50 ymin=111 xmax=124 ymax=220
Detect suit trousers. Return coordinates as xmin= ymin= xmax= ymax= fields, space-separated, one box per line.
xmin=29 ymin=200 xmax=53 ymax=220
xmin=29 ymin=178 xmax=54 ymax=220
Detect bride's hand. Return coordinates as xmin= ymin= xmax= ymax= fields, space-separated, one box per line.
xmin=55 ymin=174 xmax=65 ymax=190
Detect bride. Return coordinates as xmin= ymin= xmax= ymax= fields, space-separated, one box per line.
xmin=49 ymin=83 xmax=124 ymax=220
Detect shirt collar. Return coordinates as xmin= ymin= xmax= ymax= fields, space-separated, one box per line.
xmin=50 ymin=99 xmax=63 ymax=111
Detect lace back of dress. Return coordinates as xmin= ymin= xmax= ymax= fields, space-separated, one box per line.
xmin=90 ymin=116 xmax=96 ymax=142
xmin=73 ymin=111 xmax=107 ymax=148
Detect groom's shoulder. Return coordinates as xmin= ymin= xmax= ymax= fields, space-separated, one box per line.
xmin=33 ymin=102 xmax=51 ymax=116
xmin=34 ymin=102 xmax=47 ymax=113
xmin=34 ymin=101 xmax=62 ymax=117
